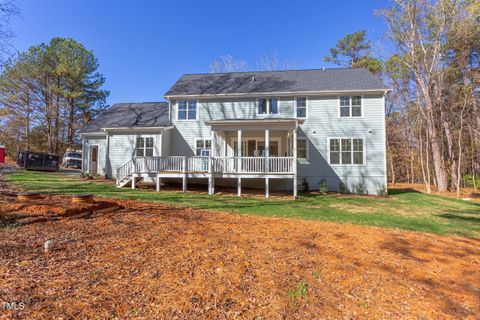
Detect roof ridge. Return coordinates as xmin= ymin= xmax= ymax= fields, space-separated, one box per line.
xmin=182 ymin=67 xmax=367 ymax=76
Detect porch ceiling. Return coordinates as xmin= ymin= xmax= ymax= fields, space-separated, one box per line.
xmin=205 ymin=118 xmax=304 ymax=131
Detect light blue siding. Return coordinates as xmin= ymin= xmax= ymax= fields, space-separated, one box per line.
xmin=108 ymin=132 xmax=162 ymax=178
xmin=82 ymin=135 xmax=106 ymax=176
xmin=170 ymin=94 xmax=386 ymax=193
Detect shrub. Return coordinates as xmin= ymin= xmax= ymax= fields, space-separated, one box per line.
xmin=300 ymin=177 xmax=309 ymax=192
xmin=87 ymin=173 xmax=94 ymax=179
xmin=463 ymin=174 xmax=480 ymax=189
xmin=354 ymin=183 xmax=367 ymax=195
xmin=319 ymin=179 xmax=328 ymax=194
xmin=376 ymin=184 xmax=388 ymax=197
xmin=338 ymin=181 xmax=348 ymax=194
xmin=80 ymin=173 xmax=86 ymax=178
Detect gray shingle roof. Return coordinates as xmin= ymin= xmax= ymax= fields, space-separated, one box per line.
xmin=165 ymin=68 xmax=388 ymax=97
xmin=78 ymin=102 xmax=169 ymax=133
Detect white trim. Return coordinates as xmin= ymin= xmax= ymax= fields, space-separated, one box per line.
xmin=337 ymin=95 xmax=365 ymax=119
xmin=296 ymin=137 xmax=309 ymax=160
xmin=165 ymin=89 xmax=391 ymax=99
xmin=382 ymin=94 xmax=388 ymax=187
xmin=103 ymin=126 xmax=173 ymax=131
xmin=205 ymin=119 xmax=304 ymax=125
xmin=327 ymin=137 xmax=366 ymax=166
xmin=294 ymin=96 xmax=308 ymax=119
xmin=176 ymin=99 xmax=199 ymax=121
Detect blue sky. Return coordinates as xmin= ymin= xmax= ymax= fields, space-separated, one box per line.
xmin=11 ymin=0 xmax=391 ymax=105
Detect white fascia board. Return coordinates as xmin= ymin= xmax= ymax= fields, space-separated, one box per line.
xmin=165 ymin=88 xmax=391 ymax=100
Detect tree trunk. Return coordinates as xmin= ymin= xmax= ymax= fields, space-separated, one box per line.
xmin=424 ymin=97 xmax=448 ymax=192
xmin=67 ymin=98 xmax=75 ymax=146
xmin=441 ymin=109 xmax=457 ymax=190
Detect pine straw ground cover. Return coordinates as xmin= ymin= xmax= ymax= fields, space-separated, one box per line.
xmin=1 ymin=195 xmax=479 ymax=319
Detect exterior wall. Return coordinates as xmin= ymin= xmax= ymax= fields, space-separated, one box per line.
xmin=170 ymin=94 xmax=386 ymax=194
xmin=108 ymin=131 xmax=162 ymax=178
xmin=298 ymin=94 xmax=386 ymax=194
xmin=82 ymin=135 xmax=106 ymax=176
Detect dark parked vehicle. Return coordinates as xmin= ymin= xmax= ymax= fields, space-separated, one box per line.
xmin=17 ymin=151 xmax=60 ymax=172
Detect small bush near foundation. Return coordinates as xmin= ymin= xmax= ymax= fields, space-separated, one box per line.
xmin=301 ymin=178 xmax=309 ymax=192
xmin=87 ymin=174 xmax=94 ymax=179
xmin=319 ymin=179 xmax=328 ymax=194
xmin=354 ymin=183 xmax=367 ymax=195
xmin=338 ymin=181 xmax=348 ymax=194
xmin=376 ymin=184 xmax=388 ymax=197
xmin=80 ymin=173 xmax=86 ymax=178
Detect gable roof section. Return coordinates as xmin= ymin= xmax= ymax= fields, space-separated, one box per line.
xmin=78 ymin=102 xmax=169 ymax=133
xmin=165 ymin=68 xmax=388 ymax=97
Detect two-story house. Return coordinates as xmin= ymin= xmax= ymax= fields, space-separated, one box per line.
xmin=79 ymin=68 xmax=389 ymax=198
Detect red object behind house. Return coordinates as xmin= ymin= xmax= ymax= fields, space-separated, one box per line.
xmin=0 ymin=145 xmax=5 ymax=164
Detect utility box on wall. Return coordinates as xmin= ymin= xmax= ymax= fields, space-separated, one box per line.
xmin=0 ymin=145 xmax=5 ymax=164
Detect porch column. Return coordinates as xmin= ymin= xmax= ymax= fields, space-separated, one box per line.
xmin=237 ymin=129 xmax=242 ymax=173
xmin=131 ymin=176 xmax=135 ymax=190
xmin=265 ymin=129 xmax=270 ymax=198
xmin=156 ymin=176 xmax=161 ymax=192
xmin=208 ymin=130 xmax=215 ymax=195
xmin=293 ymin=127 xmax=298 ymax=199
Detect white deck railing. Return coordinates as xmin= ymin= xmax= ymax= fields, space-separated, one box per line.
xmin=117 ymin=156 xmax=294 ymax=182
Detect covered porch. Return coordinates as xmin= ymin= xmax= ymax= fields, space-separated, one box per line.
xmin=117 ymin=119 xmax=303 ymax=199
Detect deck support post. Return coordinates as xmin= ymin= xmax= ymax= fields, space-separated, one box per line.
xmin=265 ymin=129 xmax=269 ymax=173
xmin=265 ymin=177 xmax=269 ymax=198
xmin=237 ymin=177 xmax=241 ymax=197
xmin=131 ymin=176 xmax=135 ymax=190
xmin=156 ymin=176 xmax=161 ymax=192
xmin=209 ymin=131 xmax=215 ymax=195
xmin=182 ymin=156 xmax=187 ymax=193
xmin=293 ymin=127 xmax=298 ymax=199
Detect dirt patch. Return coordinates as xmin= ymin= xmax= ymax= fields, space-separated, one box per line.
xmin=0 ymin=194 xmax=120 ymax=227
xmin=1 ymin=195 xmax=479 ymax=319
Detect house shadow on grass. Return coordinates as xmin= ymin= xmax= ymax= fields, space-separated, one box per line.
xmin=387 ymin=188 xmax=422 ymax=195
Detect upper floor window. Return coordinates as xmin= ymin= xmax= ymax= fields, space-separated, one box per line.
xmin=329 ymin=138 xmax=364 ymax=165
xmin=178 ymin=100 xmax=197 ymax=120
xmin=196 ymin=139 xmax=211 ymax=156
xmin=296 ymin=97 xmax=307 ymax=118
xmin=339 ymin=96 xmax=362 ymax=117
xmin=136 ymin=137 xmax=154 ymax=157
xmin=258 ymin=98 xmax=278 ymax=115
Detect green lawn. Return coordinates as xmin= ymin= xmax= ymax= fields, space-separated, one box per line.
xmin=5 ymin=170 xmax=480 ymax=238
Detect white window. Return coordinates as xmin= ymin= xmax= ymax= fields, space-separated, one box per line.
xmin=195 ymin=139 xmax=211 ymax=156
xmin=136 ymin=137 xmax=154 ymax=157
xmin=296 ymin=97 xmax=307 ymax=118
xmin=258 ymin=98 xmax=279 ymax=115
xmin=329 ymin=138 xmax=364 ymax=165
xmin=178 ymin=100 xmax=197 ymax=120
xmin=297 ymin=138 xmax=308 ymax=159
xmin=339 ymin=96 xmax=362 ymax=117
